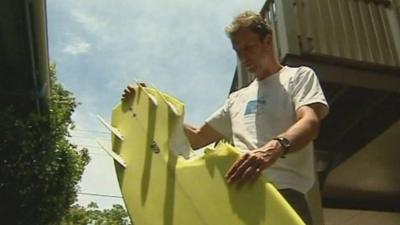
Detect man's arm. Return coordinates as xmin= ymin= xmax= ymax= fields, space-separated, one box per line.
xmin=121 ymin=84 xmax=225 ymax=150
xmin=184 ymin=123 xmax=225 ymax=150
xmin=278 ymin=102 xmax=328 ymax=152
xmin=226 ymin=103 xmax=328 ymax=185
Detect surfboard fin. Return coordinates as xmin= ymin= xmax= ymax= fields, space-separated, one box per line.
xmin=97 ymin=115 xmax=124 ymax=141
xmin=97 ymin=139 xmax=127 ymax=168
xmin=149 ymin=83 xmax=180 ymax=116
xmin=135 ymin=81 xmax=158 ymax=106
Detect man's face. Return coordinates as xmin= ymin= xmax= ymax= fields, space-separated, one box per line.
xmin=231 ymin=28 xmax=270 ymax=74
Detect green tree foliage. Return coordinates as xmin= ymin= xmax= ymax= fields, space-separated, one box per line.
xmin=0 ymin=64 xmax=90 ymax=225
xmin=61 ymin=202 xmax=132 ymax=225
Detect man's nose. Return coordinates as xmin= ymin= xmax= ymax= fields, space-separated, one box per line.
xmin=237 ymin=51 xmax=249 ymax=63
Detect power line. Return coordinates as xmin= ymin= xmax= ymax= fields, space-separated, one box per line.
xmin=86 ymin=152 xmax=108 ymax=156
xmin=76 ymin=146 xmax=107 ymax=153
xmin=82 ymin=142 xmax=110 ymax=146
xmin=73 ymin=129 xmax=110 ymax=134
xmin=77 ymin=144 xmax=110 ymax=149
xmin=70 ymin=135 xmax=111 ymax=141
xmin=74 ymin=145 xmax=114 ymax=157
xmin=78 ymin=192 xmax=123 ymax=199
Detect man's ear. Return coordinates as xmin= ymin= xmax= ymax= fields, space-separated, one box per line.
xmin=266 ymin=34 xmax=273 ymax=45
xmin=262 ymin=34 xmax=273 ymax=50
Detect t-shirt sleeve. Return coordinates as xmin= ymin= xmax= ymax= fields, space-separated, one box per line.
xmin=291 ymin=66 xmax=329 ymax=112
xmin=205 ymin=98 xmax=232 ymax=139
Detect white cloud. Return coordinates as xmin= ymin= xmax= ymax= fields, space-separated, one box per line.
xmin=63 ymin=41 xmax=91 ymax=55
xmin=71 ymin=10 xmax=108 ymax=33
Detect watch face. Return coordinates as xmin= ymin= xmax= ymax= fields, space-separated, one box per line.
xmin=274 ymin=137 xmax=291 ymax=158
xmin=281 ymin=138 xmax=290 ymax=146
xmin=278 ymin=137 xmax=291 ymax=149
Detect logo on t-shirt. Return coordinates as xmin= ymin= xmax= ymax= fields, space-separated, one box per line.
xmin=244 ymin=98 xmax=267 ymax=115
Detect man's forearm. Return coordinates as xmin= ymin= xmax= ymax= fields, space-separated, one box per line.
xmin=279 ymin=115 xmax=319 ymax=153
xmin=183 ymin=123 xmax=224 ymax=150
xmin=277 ymin=104 xmax=326 ymax=154
xmin=183 ymin=124 xmax=202 ymax=150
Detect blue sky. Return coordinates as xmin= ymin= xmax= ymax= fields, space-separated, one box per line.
xmin=47 ymin=0 xmax=264 ymax=209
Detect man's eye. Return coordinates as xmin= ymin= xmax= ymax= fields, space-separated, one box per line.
xmin=244 ymin=45 xmax=253 ymax=51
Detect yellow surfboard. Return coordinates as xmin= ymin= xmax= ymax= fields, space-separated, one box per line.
xmin=104 ymin=84 xmax=304 ymax=225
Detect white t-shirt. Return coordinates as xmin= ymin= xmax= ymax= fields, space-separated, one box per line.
xmin=205 ymin=66 xmax=329 ymax=193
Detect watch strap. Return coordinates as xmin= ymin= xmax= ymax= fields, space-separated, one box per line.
xmin=272 ymin=137 xmax=291 ymax=158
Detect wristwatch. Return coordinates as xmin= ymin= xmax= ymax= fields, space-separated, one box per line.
xmin=272 ymin=137 xmax=291 ymax=158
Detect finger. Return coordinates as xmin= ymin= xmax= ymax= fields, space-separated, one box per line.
xmin=248 ymin=167 xmax=264 ymax=183
xmin=127 ymin=85 xmax=136 ymax=92
xmin=225 ymin=154 xmax=247 ymax=178
xmin=227 ymin=155 xmax=258 ymax=184
xmin=235 ymin=166 xmax=255 ymax=186
xmin=122 ymin=90 xmax=130 ymax=98
xmin=124 ymin=88 xmax=132 ymax=94
xmin=122 ymin=87 xmax=136 ymax=100
xmin=236 ymin=160 xmax=264 ymax=185
xmin=225 ymin=153 xmax=249 ymax=180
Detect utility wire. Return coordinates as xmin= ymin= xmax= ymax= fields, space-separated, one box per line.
xmin=76 ymin=146 xmax=108 ymax=153
xmin=77 ymin=144 xmax=110 ymax=149
xmin=86 ymin=152 xmax=109 ymax=156
xmin=70 ymin=135 xmax=111 ymax=141
xmin=78 ymin=192 xmax=123 ymax=199
xmin=73 ymin=129 xmax=110 ymax=134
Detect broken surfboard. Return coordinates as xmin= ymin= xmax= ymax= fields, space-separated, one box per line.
xmin=99 ymin=84 xmax=305 ymax=225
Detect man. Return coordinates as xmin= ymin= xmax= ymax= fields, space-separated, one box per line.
xmin=182 ymin=11 xmax=329 ymax=224
xmin=122 ymin=11 xmax=328 ymax=224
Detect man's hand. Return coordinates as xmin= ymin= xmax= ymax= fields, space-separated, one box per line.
xmin=225 ymin=140 xmax=284 ymax=186
xmin=122 ymin=82 xmax=148 ymax=102
xmin=121 ymin=84 xmax=135 ymax=102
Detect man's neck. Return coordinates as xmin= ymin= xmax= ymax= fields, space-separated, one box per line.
xmin=255 ymin=62 xmax=283 ymax=81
